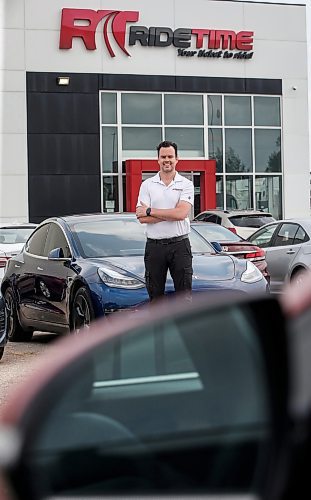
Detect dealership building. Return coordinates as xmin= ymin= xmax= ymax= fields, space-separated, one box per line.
xmin=0 ymin=0 xmax=309 ymax=223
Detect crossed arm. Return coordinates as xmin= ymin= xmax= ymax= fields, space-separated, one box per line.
xmin=136 ymin=201 xmax=191 ymax=224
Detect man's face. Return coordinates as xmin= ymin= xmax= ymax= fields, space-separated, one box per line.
xmin=158 ymin=146 xmax=178 ymax=174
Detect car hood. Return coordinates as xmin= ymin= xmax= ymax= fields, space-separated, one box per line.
xmin=89 ymin=253 xmax=236 ymax=282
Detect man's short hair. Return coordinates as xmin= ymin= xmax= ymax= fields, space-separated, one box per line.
xmin=157 ymin=141 xmax=178 ymax=157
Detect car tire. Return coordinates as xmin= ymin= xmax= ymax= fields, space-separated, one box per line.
xmin=70 ymin=286 xmax=95 ymax=334
xmin=0 ymin=347 xmax=4 ymax=361
xmin=4 ymin=288 xmax=34 ymax=342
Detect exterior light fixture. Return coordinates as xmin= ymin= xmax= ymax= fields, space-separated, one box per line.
xmin=56 ymin=76 xmax=70 ymax=86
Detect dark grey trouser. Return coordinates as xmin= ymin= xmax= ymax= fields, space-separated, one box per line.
xmin=144 ymin=238 xmax=193 ymax=301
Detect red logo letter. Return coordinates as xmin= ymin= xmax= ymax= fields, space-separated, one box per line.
xmin=59 ymin=8 xmax=139 ymax=56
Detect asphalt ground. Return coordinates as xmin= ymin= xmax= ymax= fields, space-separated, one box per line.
xmin=0 ymin=332 xmax=59 ymax=413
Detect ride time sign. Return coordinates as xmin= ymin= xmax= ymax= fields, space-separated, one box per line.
xmin=59 ymin=8 xmax=254 ymax=60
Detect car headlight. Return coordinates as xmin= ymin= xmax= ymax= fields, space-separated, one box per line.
xmin=241 ymin=261 xmax=263 ymax=283
xmin=98 ymin=267 xmax=145 ymax=289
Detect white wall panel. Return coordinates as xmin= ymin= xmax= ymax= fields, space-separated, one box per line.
xmin=0 ymin=134 xmax=27 ymax=176
xmin=25 ymin=0 xmax=101 ymax=30
xmin=244 ymin=3 xmax=306 ymax=41
xmin=245 ymin=41 xmax=307 ymax=79
xmin=175 ymin=0 xmax=244 ymax=28
xmin=0 ymin=70 xmax=25 ymax=92
xmin=25 ymin=30 xmax=103 ymax=72
xmin=0 ymin=0 xmax=24 ymax=29
xmin=283 ymin=173 xmax=310 ymax=217
xmin=0 ymin=174 xmax=28 ymax=221
xmin=0 ymin=92 xmax=26 ymax=134
xmin=0 ymin=29 xmax=25 ymax=70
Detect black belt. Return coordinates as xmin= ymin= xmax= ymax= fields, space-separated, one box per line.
xmin=147 ymin=235 xmax=188 ymax=245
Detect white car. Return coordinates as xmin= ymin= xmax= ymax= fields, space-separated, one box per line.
xmin=194 ymin=210 xmax=276 ymax=239
xmin=0 ymin=223 xmax=37 ymax=281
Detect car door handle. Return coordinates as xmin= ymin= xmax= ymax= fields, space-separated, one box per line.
xmin=286 ymin=250 xmax=296 ymax=254
xmin=14 ymin=264 xmax=21 ymax=268
xmin=37 ymin=266 xmax=44 ymax=271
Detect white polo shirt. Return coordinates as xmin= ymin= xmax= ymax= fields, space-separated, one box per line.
xmin=136 ymin=172 xmax=194 ymax=239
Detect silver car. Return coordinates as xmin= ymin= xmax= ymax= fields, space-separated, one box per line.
xmin=247 ymin=218 xmax=311 ymax=293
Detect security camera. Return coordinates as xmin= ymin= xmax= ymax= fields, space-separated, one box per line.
xmin=292 ymin=85 xmax=297 ymax=91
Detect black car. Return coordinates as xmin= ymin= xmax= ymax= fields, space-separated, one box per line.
xmin=0 ymin=291 xmax=7 ymax=360
xmin=1 ymin=274 xmax=311 ymax=499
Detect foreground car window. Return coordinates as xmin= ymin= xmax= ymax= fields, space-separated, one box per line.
xmin=29 ymin=302 xmax=271 ymax=497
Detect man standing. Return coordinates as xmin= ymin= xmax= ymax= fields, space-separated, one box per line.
xmin=136 ymin=140 xmax=194 ymax=301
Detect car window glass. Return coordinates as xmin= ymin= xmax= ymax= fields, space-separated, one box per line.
xmin=189 ymin=228 xmax=214 ymax=253
xmin=274 ymin=223 xmax=298 ymax=247
xmin=0 ymin=227 xmax=36 ymax=244
xmin=71 ymin=219 xmax=213 ymax=257
xmin=198 ymin=213 xmax=222 ymax=224
xmin=294 ymin=226 xmax=309 ymax=245
xmin=72 ymin=219 xmax=147 ymax=257
xmin=192 ymin=224 xmax=241 ymax=242
xmin=248 ymin=224 xmax=278 ymax=248
xmin=44 ymin=223 xmax=71 ymax=258
xmin=229 ymin=214 xmax=275 ymax=228
xmin=30 ymin=302 xmax=271 ymax=497
xmin=25 ymin=224 xmax=49 ymax=256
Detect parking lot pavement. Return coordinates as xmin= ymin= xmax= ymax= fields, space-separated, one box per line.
xmin=0 ymin=332 xmax=58 ymax=412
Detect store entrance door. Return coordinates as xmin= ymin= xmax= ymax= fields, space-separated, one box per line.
xmin=126 ymin=159 xmax=216 ymax=215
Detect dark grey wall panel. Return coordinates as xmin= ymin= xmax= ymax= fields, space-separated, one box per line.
xmin=26 ymin=73 xmax=99 ymax=93
xmin=27 ymin=93 xmax=99 ymax=134
xmin=28 ymin=134 xmax=99 ymax=175
xmin=29 ymin=175 xmax=101 ymax=222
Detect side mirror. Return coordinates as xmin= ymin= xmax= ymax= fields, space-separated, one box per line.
xmin=0 ymin=293 xmax=290 ymax=499
xmin=210 ymin=241 xmax=223 ymax=253
xmin=48 ymin=248 xmax=71 ymax=261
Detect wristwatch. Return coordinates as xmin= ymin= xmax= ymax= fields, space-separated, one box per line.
xmin=146 ymin=207 xmax=151 ymax=216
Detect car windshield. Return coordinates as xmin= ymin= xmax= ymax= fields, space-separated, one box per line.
xmin=0 ymin=227 xmax=35 ymax=244
xmin=229 ymin=215 xmax=275 ymax=228
xmin=192 ymin=224 xmax=243 ymax=242
xmin=71 ymin=219 xmax=214 ymax=258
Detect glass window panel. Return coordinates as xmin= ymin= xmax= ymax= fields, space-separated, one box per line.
xmin=102 ymin=176 xmax=119 ymax=212
xmin=255 ymin=176 xmax=282 ymax=219
xmin=100 ymin=93 xmax=116 ymax=124
xmin=254 ymin=97 xmax=280 ymax=126
xmin=208 ymin=95 xmax=222 ymax=125
xmin=225 ymin=129 xmax=252 ymax=172
xmin=216 ymin=176 xmax=224 ymax=209
xmin=226 ymin=176 xmax=253 ymax=210
xmin=208 ymin=128 xmax=223 ymax=172
xmin=248 ymin=224 xmax=278 ymax=247
xmin=102 ymin=127 xmax=118 ymax=173
xmin=165 ymin=127 xmax=204 ymax=156
xmin=122 ymin=127 xmax=162 ymax=158
xmin=122 ymin=93 xmax=162 ymax=124
xmin=224 ymin=96 xmax=251 ymax=126
xmin=255 ymin=130 xmax=281 ymax=173
xmin=164 ymin=95 xmax=203 ymax=125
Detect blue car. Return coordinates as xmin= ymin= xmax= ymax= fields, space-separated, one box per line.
xmin=1 ymin=213 xmax=268 ymax=341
